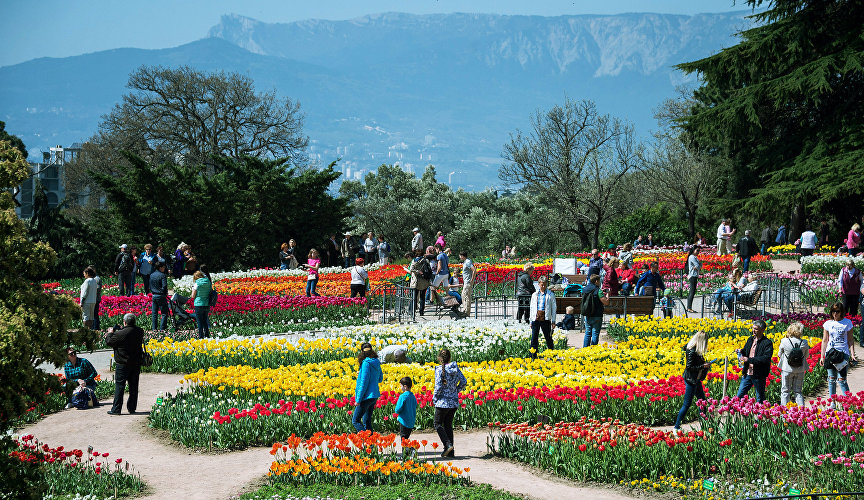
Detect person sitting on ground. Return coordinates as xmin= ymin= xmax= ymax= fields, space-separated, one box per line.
xmin=555 ymin=305 xmax=576 ymax=331
xmin=64 ymin=347 xmax=99 ymax=408
xmin=378 ymin=344 xmax=412 ymax=364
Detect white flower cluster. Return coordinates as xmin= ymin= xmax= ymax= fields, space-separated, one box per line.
xmin=172 ymin=262 xmax=382 ymax=293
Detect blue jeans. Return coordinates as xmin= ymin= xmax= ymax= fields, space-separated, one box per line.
xmin=827 ymin=355 xmax=850 ymax=397
xmin=344 ymin=257 xmax=353 ymax=269
xmin=194 ymin=306 xmax=210 ymax=338
xmin=447 ymin=290 xmax=462 ymax=304
xmin=305 ymin=278 xmax=319 ymax=297
xmin=583 ymin=316 xmax=603 ymax=347
xmin=760 ymin=243 xmax=768 ymax=255
xmin=674 ymin=380 xmax=706 ymax=429
xmin=126 ymin=272 xmax=135 ymax=296
xmin=741 ymin=257 xmax=751 ymax=272
xmin=352 ymin=398 xmax=378 ymax=432
xmin=736 ymin=374 xmax=766 ymax=403
xmin=152 ymin=294 xmax=169 ymax=331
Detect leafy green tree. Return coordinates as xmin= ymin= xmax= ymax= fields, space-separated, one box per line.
xmin=90 ymin=154 xmax=347 ymax=270
xmin=677 ymin=0 xmax=864 ymax=236
xmin=0 ymin=139 xmax=97 ymax=432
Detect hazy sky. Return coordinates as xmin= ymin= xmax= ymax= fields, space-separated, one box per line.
xmin=0 ymin=0 xmax=751 ymax=67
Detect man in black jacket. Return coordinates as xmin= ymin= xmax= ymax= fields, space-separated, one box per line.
xmin=735 ymin=230 xmax=759 ymax=272
xmin=105 ymin=313 xmax=144 ymax=415
xmin=115 ymin=244 xmax=133 ymax=297
xmin=150 ymin=261 xmax=170 ymax=331
xmin=735 ymin=320 xmax=773 ymax=403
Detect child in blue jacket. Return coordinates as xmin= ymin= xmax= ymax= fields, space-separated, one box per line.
xmin=353 ymin=342 xmax=383 ymax=432
xmin=395 ymin=376 xmax=418 ymax=443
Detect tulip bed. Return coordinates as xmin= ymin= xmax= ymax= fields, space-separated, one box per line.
xmin=144 ymin=320 xmax=567 ymax=373
xmin=68 ymin=294 xmax=371 ymax=337
xmin=801 ymin=254 xmax=864 ymax=275
xmin=267 ymin=431 xmax=468 ymax=487
xmin=491 ymin=391 xmax=864 ymax=495
xmin=6 ymin=434 xmax=145 ymax=498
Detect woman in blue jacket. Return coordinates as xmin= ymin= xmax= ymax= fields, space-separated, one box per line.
xmin=353 ymin=342 xmax=383 ymax=432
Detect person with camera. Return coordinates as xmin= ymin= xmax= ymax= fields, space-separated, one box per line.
xmin=735 ymin=319 xmax=773 ymax=403
xmin=105 ymin=313 xmax=144 ymax=415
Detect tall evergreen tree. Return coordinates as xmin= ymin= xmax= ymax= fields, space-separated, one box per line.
xmin=678 ymin=0 xmax=864 ymax=235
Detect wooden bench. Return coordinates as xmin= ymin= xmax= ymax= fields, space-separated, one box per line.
xmin=555 ymin=295 xmax=655 ymax=317
xmin=733 ymin=289 xmax=763 ymax=317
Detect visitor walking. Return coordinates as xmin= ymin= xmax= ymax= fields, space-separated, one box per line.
xmin=581 ymin=274 xmax=609 ymax=348
xmin=304 ymin=249 xmax=321 ymax=297
xmin=189 ymin=270 xmax=212 ymax=339
xmin=353 ymin=342 xmax=383 ymax=432
xmin=459 ymin=251 xmax=475 ymax=317
xmin=798 ymin=225 xmax=818 ymax=260
xmin=341 ymin=232 xmax=357 ymax=269
xmin=79 ymin=267 xmax=98 ymax=330
xmin=435 ymin=231 xmax=446 ymax=249
xmin=395 ymin=376 xmax=417 ymax=444
xmin=735 ymin=320 xmax=773 ymax=403
xmin=618 ymin=243 xmax=634 ymax=269
xmin=778 ymin=322 xmax=809 ymax=406
xmin=350 ymin=258 xmax=368 ymax=298
xmin=363 ymin=232 xmax=377 ymax=265
xmin=529 ymin=276 xmax=557 ymax=358
xmin=686 ymin=246 xmax=701 ymax=313
xmin=411 ymin=228 xmax=423 ymax=254
xmin=847 ymin=224 xmax=861 ymax=256
xmin=673 ymin=330 xmax=711 ymax=430
xmin=716 ymin=219 xmax=735 ymax=255
xmin=776 ymin=224 xmax=788 ymax=245
xmin=115 ymin=244 xmax=133 ymax=297
xmin=515 ymin=263 xmax=535 ymax=323
xmin=838 ymin=259 xmax=862 ymax=317
xmin=735 ymin=230 xmax=758 ymax=271
xmin=139 ymin=244 xmax=155 ymax=295
xmin=377 ymin=235 xmax=390 ymax=265
xmin=602 ymin=257 xmax=621 ymax=296
xmin=759 ymin=226 xmax=772 ymax=255
xmin=91 ymin=267 xmax=103 ymax=330
xmin=821 ymin=302 xmax=856 ymax=403
xmin=406 ymin=251 xmax=431 ymax=317
xmin=433 ymin=349 xmax=467 ymax=458
xmin=171 ymin=243 xmax=187 ymax=279
xmin=150 ymin=261 xmax=170 ymax=331
xmin=105 ymin=313 xmax=144 ymax=415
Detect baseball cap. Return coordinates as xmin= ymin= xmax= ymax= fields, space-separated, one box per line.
xmin=119 ymin=244 xmax=127 ymax=249
xmin=412 ymin=227 xmax=419 ymax=232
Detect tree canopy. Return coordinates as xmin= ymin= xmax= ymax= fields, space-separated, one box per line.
xmin=677 ymin=0 xmax=864 ymax=234
xmin=0 ymin=139 xmax=96 ymax=431
xmin=90 ymin=154 xmax=348 ymax=271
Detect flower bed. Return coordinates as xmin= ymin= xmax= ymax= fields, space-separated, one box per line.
xmin=145 ymin=320 xmax=566 ymax=373
xmin=801 ymin=254 xmax=864 ymax=274
xmin=267 ymin=431 xmax=468 ymax=487
xmin=8 ymin=435 xmax=144 ymax=498
xmin=70 ymin=294 xmax=371 ymax=337
xmin=490 ymin=392 xmax=864 ymax=494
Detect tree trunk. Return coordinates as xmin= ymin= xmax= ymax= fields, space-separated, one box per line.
xmin=790 ymin=200 xmax=807 ymax=242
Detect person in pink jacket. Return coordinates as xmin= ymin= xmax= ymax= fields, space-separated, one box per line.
xmin=846 ymin=223 xmax=861 ymax=256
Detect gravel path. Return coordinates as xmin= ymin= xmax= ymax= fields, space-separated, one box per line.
xmin=22 ymin=372 xmax=641 ymax=500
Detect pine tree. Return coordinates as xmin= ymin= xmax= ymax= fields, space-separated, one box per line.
xmin=678 ymin=0 xmax=864 ymax=232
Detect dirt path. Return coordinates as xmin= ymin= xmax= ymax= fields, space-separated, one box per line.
xmin=22 ymin=372 xmax=641 ymax=500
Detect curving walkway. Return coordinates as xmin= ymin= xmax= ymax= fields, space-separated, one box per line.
xmin=22 ymin=372 xmax=642 ymax=500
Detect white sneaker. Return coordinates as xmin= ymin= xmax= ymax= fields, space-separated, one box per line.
xmin=65 ymin=403 xmax=72 ymax=409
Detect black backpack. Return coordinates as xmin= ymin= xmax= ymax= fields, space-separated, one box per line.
xmin=420 ymin=258 xmax=434 ymax=281
xmin=787 ymin=339 xmax=805 ymax=368
xmin=581 ymin=287 xmax=601 ymax=317
xmin=118 ymin=252 xmax=132 ymax=272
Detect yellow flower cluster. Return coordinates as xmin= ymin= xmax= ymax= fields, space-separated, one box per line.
xmin=268 ymin=456 xmax=466 ymax=479
xmin=768 ymin=244 xmax=834 ymax=254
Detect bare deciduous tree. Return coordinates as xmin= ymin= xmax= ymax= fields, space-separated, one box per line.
xmin=500 ymin=98 xmax=642 ymax=248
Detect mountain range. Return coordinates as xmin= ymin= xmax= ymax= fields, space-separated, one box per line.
xmin=0 ymin=11 xmax=751 ymax=189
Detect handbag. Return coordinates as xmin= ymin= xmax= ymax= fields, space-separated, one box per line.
xmin=142 ymin=343 xmax=153 ymax=367
xmin=732 ymin=254 xmax=741 ymax=268
xmin=825 ymin=347 xmax=846 ymax=366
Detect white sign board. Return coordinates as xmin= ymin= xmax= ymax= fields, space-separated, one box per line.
xmin=553 ymin=258 xmax=577 ymax=275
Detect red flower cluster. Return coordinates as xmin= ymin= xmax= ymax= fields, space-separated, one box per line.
xmin=10 ymin=435 xmax=126 ymax=475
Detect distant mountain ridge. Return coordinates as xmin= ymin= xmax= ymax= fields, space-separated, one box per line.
xmin=0 ymin=11 xmax=752 ymax=189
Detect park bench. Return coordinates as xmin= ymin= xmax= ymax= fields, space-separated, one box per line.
xmin=554 ymin=295 xmax=655 ymax=317
xmin=733 ymin=289 xmax=764 ymax=317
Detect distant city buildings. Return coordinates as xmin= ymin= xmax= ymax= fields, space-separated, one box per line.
xmin=14 ymin=144 xmax=80 ymax=218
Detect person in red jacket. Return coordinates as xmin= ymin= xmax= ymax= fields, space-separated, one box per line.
xmin=616 ymin=260 xmax=637 ymax=296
